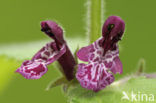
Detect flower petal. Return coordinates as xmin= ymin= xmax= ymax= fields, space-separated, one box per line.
xmin=16 ymin=42 xmax=66 ymax=79
xmin=76 ymin=63 xmax=114 ymax=92
xmin=32 ymin=42 xmax=66 ymax=65
xmin=102 ymin=45 xmax=122 ymax=74
xmin=110 ymin=56 xmax=123 ymax=74
xmin=16 ymin=60 xmax=48 ymax=79
xmin=77 ymin=38 xmax=103 ymax=62
xmin=41 ymin=21 xmax=65 ymax=44
xmin=76 ymin=44 xmax=94 ymax=62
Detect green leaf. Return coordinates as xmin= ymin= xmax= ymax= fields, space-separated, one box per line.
xmin=62 ymin=78 xmax=79 ymax=93
xmin=46 ymin=77 xmax=68 ymax=91
xmin=66 ymin=77 xmax=156 ymax=103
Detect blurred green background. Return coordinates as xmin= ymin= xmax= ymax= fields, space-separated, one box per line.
xmin=0 ymin=0 xmax=156 ymax=103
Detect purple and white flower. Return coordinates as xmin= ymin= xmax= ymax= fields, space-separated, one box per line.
xmin=16 ymin=21 xmax=76 ymax=80
xmin=76 ymin=16 xmax=125 ymax=92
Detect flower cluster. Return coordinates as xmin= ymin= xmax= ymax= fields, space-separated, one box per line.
xmin=16 ymin=16 xmax=125 ymax=92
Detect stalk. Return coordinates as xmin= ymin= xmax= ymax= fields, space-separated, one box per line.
xmin=87 ymin=0 xmax=104 ymax=43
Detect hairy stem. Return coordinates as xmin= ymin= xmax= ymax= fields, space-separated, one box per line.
xmin=87 ymin=0 xmax=103 ymax=43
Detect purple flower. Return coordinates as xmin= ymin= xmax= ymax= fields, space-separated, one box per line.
xmin=16 ymin=21 xmax=76 ymax=80
xmin=76 ymin=16 xmax=125 ymax=92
